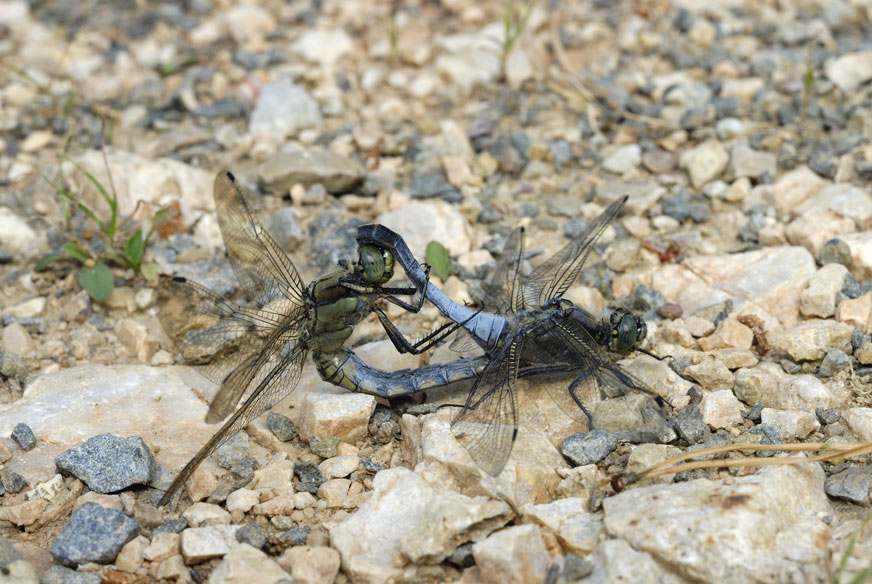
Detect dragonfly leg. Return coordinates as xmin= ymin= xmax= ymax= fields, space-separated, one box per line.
xmin=567 ymin=368 xmax=595 ymax=422
xmin=381 ymin=263 xmax=431 ymax=313
xmin=372 ymin=306 xmax=459 ymax=355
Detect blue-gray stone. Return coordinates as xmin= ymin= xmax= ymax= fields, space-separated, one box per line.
xmin=40 ymin=564 xmax=102 ymax=584
xmin=818 ymin=238 xmax=852 ymax=266
xmin=55 ymin=434 xmax=155 ymax=493
xmin=816 ymin=407 xmax=841 ymax=425
xmin=279 ymin=527 xmax=309 ymax=546
xmin=267 ymin=412 xmax=298 ymax=442
xmin=152 ymin=518 xmax=187 ymax=535
xmin=217 ymin=433 xmax=249 ymax=469
xmin=673 ymin=404 xmax=709 ymax=444
xmin=819 ymin=348 xmax=851 ymax=377
xmin=11 ymin=423 xmax=36 ymax=451
xmin=50 ymin=503 xmax=141 ymax=567
xmin=447 ymin=542 xmax=475 ymax=568
xmin=0 ymin=468 xmax=26 ymax=494
xmin=560 ymin=430 xmax=617 ymax=466
xmin=236 ymin=523 xmax=266 ymax=549
xmin=825 ymin=466 xmax=872 ymax=503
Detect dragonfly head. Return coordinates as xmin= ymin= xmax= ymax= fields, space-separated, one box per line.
xmin=609 ymin=308 xmax=647 ymax=353
xmin=358 ymin=244 xmax=395 ymax=284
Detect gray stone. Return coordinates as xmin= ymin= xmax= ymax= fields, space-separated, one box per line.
xmin=408 ymin=171 xmax=461 ymax=202
xmin=217 ymin=433 xmax=249 ymax=469
xmin=816 ymin=407 xmax=841 ymax=425
xmin=0 ymin=351 xmax=26 ymax=381
xmin=294 ymin=461 xmax=324 ymax=493
xmin=260 ymin=147 xmax=364 ymax=194
xmin=0 ymin=468 xmax=26 ymax=494
xmin=560 ymin=430 xmax=616 ymax=466
xmin=153 ymin=518 xmax=187 ymax=535
xmin=279 ymin=527 xmax=309 ymax=546
xmin=11 ymin=423 xmax=36 ymax=451
xmin=818 ymin=238 xmax=852 ymax=266
xmin=248 ymin=78 xmax=322 ymax=139
xmin=825 ymin=466 xmax=872 ymax=503
xmin=267 ymin=207 xmax=303 ymax=252
xmin=819 ymin=348 xmax=851 ymax=377
xmin=447 ymin=543 xmax=475 ymax=568
xmin=50 ymin=502 xmax=141 ymax=567
xmin=236 ymin=523 xmax=266 ymax=549
xmin=55 ymin=434 xmax=155 ymax=493
xmin=309 ymin=437 xmax=339 ymax=458
xmin=673 ymin=404 xmax=709 ymax=444
xmin=602 ymin=144 xmax=641 ymax=174
xmin=230 ymin=457 xmax=259 ymax=481
xmin=267 ymin=412 xmax=298 ymax=442
xmin=40 ymin=564 xmax=102 ymax=584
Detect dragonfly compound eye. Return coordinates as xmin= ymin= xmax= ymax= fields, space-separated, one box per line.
xmin=359 ymin=245 xmax=391 ymax=283
xmin=612 ymin=310 xmax=643 ymax=352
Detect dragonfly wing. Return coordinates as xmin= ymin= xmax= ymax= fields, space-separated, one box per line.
xmin=549 ymin=316 xmax=661 ymax=401
xmin=481 ymin=228 xmax=526 ymax=313
xmin=160 ymin=344 xmax=306 ymax=506
xmin=451 ymin=338 xmax=521 ymax=476
xmin=213 ymin=170 xmax=307 ymax=306
xmin=522 ymin=195 xmax=628 ymax=307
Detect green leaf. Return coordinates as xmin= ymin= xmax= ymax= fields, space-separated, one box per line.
xmin=425 ymin=241 xmax=451 ymax=280
xmin=66 ymin=158 xmax=117 ymax=237
xmin=125 ymin=229 xmax=144 ymax=269
xmin=140 ymin=262 xmax=158 ymax=282
xmin=151 ymin=207 xmax=169 ymax=230
xmin=804 ymin=67 xmax=814 ymax=89
xmin=35 ymin=253 xmax=64 ymax=272
xmin=63 ymin=243 xmax=91 ymax=263
xmin=158 ymin=63 xmax=181 ymax=76
xmin=79 ymin=262 xmax=114 ymax=300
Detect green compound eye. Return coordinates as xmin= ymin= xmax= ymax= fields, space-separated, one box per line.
xmin=611 ymin=309 xmax=646 ymax=352
xmin=359 ymin=245 xmax=393 ymax=283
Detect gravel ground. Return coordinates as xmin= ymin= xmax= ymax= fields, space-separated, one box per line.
xmin=1 ymin=0 xmax=872 ymax=582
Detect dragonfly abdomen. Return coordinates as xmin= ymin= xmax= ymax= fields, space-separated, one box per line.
xmin=313 ymin=349 xmax=484 ymax=398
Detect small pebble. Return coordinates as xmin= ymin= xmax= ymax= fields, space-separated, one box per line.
xmin=50 ymin=502 xmax=141 ymax=567
xmin=560 ymin=430 xmax=617 ymax=466
xmin=267 ymin=412 xmax=298 ymax=442
xmin=236 ymin=523 xmax=266 ymax=549
xmin=11 ymin=423 xmax=36 ymax=451
xmin=280 ymin=526 xmax=310 ymax=546
xmin=0 ymin=468 xmax=26 ymax=493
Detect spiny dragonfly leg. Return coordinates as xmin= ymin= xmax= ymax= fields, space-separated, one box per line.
xmin=372 ymin=305 xmax=460 ymax=355
xmin=567 ymin=368 xmax=595 ymax=422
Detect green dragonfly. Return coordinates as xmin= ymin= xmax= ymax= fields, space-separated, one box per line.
xmin=155 ymin=170 xmax=482 ymax=505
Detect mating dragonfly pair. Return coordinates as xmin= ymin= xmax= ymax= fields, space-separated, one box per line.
xmin=156 ymin=170 xmax=668 ymax=506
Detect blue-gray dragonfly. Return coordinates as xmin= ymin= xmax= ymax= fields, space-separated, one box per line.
xmin=358 ymin=196 xmax=668 ymax=475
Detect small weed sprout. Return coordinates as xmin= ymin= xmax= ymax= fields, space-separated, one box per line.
xmin=36 ymin=150 xmax=168 ymax=300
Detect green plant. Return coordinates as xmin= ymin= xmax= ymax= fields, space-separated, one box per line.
xmin=425 ymin=240 xmax=451 ymax=280
xmin=501 ymin=1 xmax=535 ymax=79
xmin=36 ymin=156 xmax=167 ymax=300
xmin=834 ymin=514 xmax=872 ymax=584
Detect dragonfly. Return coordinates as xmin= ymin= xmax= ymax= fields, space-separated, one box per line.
xmin=357 ymin=195 xmax=669 ymax=476
xmin=155 ymin=170 xmax=483 ymax=506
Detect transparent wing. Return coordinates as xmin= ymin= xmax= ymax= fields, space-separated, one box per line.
xmin=547 ymin=315 xmax=661 ymax=400
xmin=481 ymin=228 xmax=526 ymax=313
xmin=213 ymin=170 xmax=307 ymax=306
xmin=451 ymin=337 xmax=521 ymax=476
xmin=159 ymin=343 xmax=306 ymax=507
xmin=523 ymin=195 xmax=628 ymax=307
xmin=156 ymin=277 xmax=302 ymax=391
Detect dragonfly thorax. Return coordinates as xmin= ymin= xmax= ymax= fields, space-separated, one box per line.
xmin=609 ymin=308 xmax=647 ymax=353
